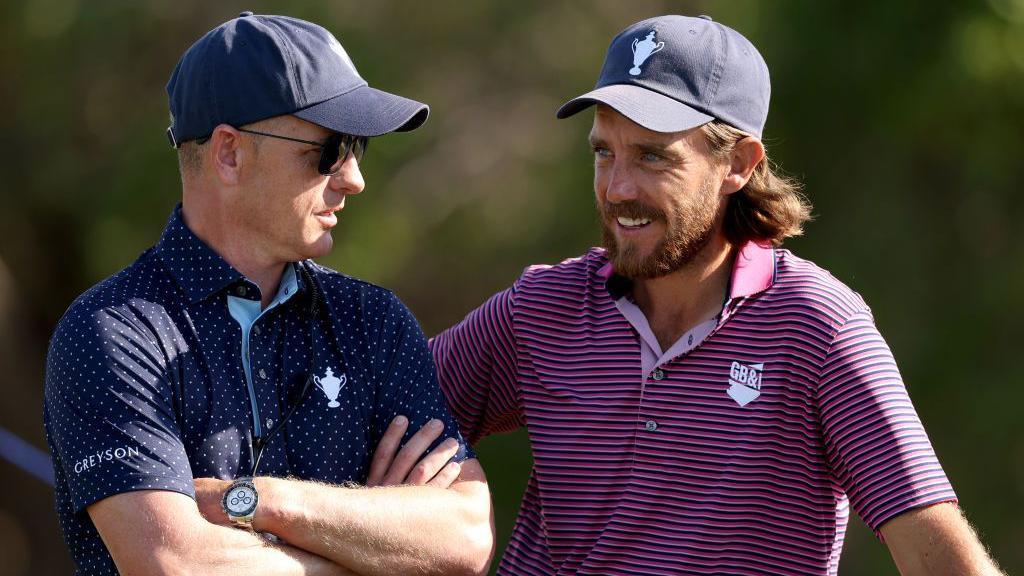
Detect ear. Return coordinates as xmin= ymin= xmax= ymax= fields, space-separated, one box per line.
xmin=208 ymin=124 xmax=244 ymax=186
xmin=720 ymin=137 xmax=765 ymax=195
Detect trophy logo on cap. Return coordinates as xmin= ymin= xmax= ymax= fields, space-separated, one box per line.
xmin=629 ymin=31 xmax=665 ymax=76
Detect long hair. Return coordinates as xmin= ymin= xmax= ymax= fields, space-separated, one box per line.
xmin=702 ymin=121 xmax=812 ymax=246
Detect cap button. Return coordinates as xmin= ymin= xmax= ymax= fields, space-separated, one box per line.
xmin=239 ymin=11 xmax=254 ymax=17
xmin=697 ymin=15 xmax=713 ymax=21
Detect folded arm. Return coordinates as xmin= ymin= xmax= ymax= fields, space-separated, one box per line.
xmin=89 ymin=490 xmax=353 ymax=576
xmin=258 ymin=461 xmax=491 ymax=576
xmin=195 ymin=417 xmax=494 ymax=576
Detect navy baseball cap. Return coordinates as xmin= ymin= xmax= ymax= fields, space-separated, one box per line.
xmin=556 ymin=15 xmax=769 ymax=138
xmin=166 ymin=11 xmax=429 ymax=147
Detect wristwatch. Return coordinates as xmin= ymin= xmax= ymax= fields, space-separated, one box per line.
xmin=221 ymin=477 xmax=259 ymax=528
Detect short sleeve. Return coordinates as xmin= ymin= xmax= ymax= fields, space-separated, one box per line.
xmin=817 ymin=310 xmax=957 ymax=532
xmin=372 ymin=293 xmax=475 ymax=462
xmin=429 ymin=285 xmax=524 ymax=445
xmin=43 ymin=305 xmax=194 ymax=512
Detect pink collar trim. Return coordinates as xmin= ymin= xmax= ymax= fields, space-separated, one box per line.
xmin=729 ymin=241 xmax=775 ymax=299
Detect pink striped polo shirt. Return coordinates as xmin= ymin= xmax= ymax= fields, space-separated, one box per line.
xmin=431 ymin=241 xmax=956 ymax=575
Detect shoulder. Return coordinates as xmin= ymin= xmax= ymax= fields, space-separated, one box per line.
xmin=46 ymin=252 xmax=178 ymax=397
xmin=303 ymin=260 xmax=400 ymax=308
xmin=767 ymin=248 xmax=873 ymax=330
xmin=516 ymin=247 xmax=608 ymax=294
xmin=302 ymin=261 xmax=416 ymax=337
xmin=52 ymin=250 xmax=176 ymax=350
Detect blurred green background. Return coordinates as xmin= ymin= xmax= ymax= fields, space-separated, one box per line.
xmin=1 ymin=0 xmax=1022 ymax=574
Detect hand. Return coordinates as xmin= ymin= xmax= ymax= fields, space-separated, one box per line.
xmin=193 ymin=477 xmax=233 ymax=526
xmin=366 ymin=416 xmax=463 ymax=488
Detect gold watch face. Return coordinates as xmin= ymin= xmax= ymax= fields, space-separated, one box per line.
xmin=223 ymin=480 xmax=258 ymax=517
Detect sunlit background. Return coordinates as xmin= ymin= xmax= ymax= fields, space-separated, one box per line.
xmin=2 ymin=1 xmax=1023 ymax=574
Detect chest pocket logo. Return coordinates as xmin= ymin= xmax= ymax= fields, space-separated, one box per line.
xmin=727 ymin=361 xmax=763 ymax=407
xmin=313 ymin=367 xmax=347 ymax=408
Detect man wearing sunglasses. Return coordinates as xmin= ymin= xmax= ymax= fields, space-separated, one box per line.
xmin=44 ymin=12 xmax=493 ymax=576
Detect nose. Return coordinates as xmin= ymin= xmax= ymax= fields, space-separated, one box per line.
xmin=329 ymin=153 xmax=365 ymax=195
xmin=601 ymin=160 xmax=637 ymax=204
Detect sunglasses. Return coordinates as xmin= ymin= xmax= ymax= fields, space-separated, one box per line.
xmin=196 ymin=128 xmax=368 ymax=176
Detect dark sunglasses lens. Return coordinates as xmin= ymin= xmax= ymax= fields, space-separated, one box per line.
xmin=318 ymin=134 xmax=343 ymax=175
xmin=318 ymin=134 xmax=369 ymax=176
xmin=351 ymin=137 xmax=368 ymax=163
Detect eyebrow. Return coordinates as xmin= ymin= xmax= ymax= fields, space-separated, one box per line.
xmin=636 ymin=142 xmax=676 ymax=157
xmin=588 ymin=133 xmax=680 ymax=157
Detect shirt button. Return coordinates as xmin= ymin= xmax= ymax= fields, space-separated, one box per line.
xmin=652 ymin=368 xmax=665 ymax=381
xmin=644 ymin=420 xmax=659 ymax=432
xmin=235 ymin=286 xmax=247 ymax=297
xmin=265 ymin=418 xmax=274 ymax=429
xmin=252 ymin=325 xmax=261 ymax=336
xmin=258 ymin=368 xmax=268 ymax=379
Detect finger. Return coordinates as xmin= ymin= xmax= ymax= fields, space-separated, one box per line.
xmin=425 ymin=460 xmax=463 ymax=489
xmin=380 ymin=418 xmax=444 ymax=486
xmin=404 ymin=437 xmax=461 ymax=485
xmin=366 ymin=415 xmax=408 ymax=487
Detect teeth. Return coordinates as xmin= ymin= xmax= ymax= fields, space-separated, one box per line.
xmin=617 ymin=216 xmax=651 ymax=227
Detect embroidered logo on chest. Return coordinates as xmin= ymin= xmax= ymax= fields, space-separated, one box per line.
xmin=727 ymin=361 xmax=763 ymax=407
xmin=313 ymin=367 xmax=347 ymax=408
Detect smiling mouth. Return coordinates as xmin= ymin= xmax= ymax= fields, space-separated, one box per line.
xmin=616 ymin=216 xmax=652 ymax=229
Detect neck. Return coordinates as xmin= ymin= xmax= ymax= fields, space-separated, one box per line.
xmin=182 ymin=195 xmax=284 ymax=309
xmin=630 ymin=234 xmax=735 ymax=351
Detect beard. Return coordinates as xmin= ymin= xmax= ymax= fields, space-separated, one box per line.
xmin=599 ymin=179 xmax=722 ymax=279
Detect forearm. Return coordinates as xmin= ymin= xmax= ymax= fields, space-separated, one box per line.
xmin=254 ymin=476 xmax=492 ymax=576
xmin=154 ymin=520 xmax=355 ymax=576
xmin=90 ymin=490 xmax=355 ymax=576
xmin=882 ymin=502 xmax=1005 ymax=576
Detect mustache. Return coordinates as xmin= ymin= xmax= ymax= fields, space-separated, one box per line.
xmin=600 ymin=200 xmax=666 ymax=222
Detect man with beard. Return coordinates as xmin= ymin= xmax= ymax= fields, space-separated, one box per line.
xmin=428 ymin=14 xmax=1004 ymax=576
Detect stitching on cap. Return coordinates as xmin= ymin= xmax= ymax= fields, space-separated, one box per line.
xmin=266 ymin=19 xmax=304 ymax=104
xmin=206 ymin=30 xmax=219 ymax=136
xmin=705 ymin=24 xmax=726 ymax=109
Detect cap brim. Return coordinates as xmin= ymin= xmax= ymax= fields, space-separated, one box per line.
xmin=556 ymin=84 xmax=713 ymax=133
xmin=294 ymin=85 xmax=429 ymax=137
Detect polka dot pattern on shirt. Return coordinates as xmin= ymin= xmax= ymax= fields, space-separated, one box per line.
xmin=43 ymin=205 xmax=471 ymax=575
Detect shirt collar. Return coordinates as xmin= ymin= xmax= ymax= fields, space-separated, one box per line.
xmin=154 ymin=204 xmax=309 ymax=304
xmin=728 ymin=240 xmax=776 ymax=299
xmin=600 ymin=240 xmax=776 ymax=301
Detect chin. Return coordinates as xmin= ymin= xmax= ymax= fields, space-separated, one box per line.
xmin=298 ymin=233 xmax=334 ymax=260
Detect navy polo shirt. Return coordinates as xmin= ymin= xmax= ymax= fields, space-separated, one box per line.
xmin=43 ymin=205 xmax=471 ymax=575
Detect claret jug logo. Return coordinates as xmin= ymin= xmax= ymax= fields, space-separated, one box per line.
xmin=313 ymin=367 xmax=347 ymax=408
xmin=629 ymin=31 xmax=665 ymax=76
xmin=727 ymin=361 xmax=764 ymax=407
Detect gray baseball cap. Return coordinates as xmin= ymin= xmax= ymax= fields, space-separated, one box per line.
xmin=556 ymin=15 xmax=770 ymax=137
